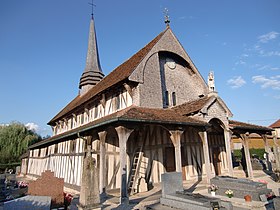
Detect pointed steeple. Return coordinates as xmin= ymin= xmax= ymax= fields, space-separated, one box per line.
xmin=79 ymin=16 xmax=104 ymax=95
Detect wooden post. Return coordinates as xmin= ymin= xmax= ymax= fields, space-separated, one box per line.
xmin=262 ymin=134 xmax=272 ymax=171
xmin=273 ymin=133 xmax=280 ymax=171
xmin=169 ymin=130 xmax=184 ymax=172
xmin=98 ymin=131 xmax=107 ymax=196
xmin=115 ymin=126 xmax=134 ymax=205
xmin=224 ymin=129 xmax=233 ymax=176
xmin=240 ymin=133 xmax=253 ymax=178
xmin=199 ymin=131 xmax=212 ymax=184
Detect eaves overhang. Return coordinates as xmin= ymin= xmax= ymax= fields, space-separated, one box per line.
xmin=29 ymin=117 xmax=208 ymax=150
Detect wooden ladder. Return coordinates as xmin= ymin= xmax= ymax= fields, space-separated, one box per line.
xmin=128 ymin=149 xmax=144 ymax=194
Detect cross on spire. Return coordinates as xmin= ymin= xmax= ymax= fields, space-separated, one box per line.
xmin=164 ymin=8 xmax=170 ymax=27
xmin=88 ymin=0 xmax=96 ymax=19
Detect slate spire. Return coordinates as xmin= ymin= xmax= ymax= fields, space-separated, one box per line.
xmin=79 ymin=16 xmax=104 ymax=95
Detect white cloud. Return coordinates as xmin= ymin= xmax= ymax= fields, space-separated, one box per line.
xmin=252 ymin=75 xmax=280 ymax=90
xmin=25 ymin=122 xmax=39 ymax=132
xmin=227 ymin=76 xmax=246 ymax=89
xmin=258 ymin=31 xmax=279 ymax=43
xmin=260 ymin=51 xmax=280 ymax=57
xmin=256 ymin=65 xmax=280 ymax=71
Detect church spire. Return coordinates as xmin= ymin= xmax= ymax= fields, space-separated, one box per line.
xmin=79 ymin=16 xmax=104 ymax=95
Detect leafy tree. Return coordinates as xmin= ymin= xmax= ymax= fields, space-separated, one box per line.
xmin=0 ymin=122 xmax=42 ymax=165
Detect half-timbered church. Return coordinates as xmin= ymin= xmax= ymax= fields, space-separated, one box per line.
xmin=21 ymin=14 xmax=273 ymax=203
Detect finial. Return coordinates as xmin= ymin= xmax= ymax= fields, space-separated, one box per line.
xmin=88 ymin=0 xmax=96 ymax=19
xmin=164 ymin=8 xmax=170 ymax=27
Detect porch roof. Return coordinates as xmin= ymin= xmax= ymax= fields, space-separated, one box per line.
xmin=229 ymin=120 xmax=273 ymax=135
xmin=30 ymin=106 xmax=208 ymax=149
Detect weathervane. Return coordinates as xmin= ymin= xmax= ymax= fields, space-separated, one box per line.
xmin=164 ymin=8 xmax=170 ymax=27
xmin=88 ymin=0 xmax=96 ymax=19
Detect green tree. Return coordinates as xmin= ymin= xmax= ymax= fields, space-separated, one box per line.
xmin=0 ymin=122 xmax=42 ymax=165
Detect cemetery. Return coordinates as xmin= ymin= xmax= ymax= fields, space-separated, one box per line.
xmin=1 ymin=165 xmax=280 ymax=209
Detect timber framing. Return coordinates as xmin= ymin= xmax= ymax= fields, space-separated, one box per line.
xmin=22 ymin=17 xmax=276 ymax=205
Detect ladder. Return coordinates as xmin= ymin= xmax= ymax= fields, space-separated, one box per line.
xmin=128 ymin=149 xmax=144 ymax=194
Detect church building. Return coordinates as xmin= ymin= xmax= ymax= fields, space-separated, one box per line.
xmin=21 ymin=14 xmax=273 ymax=203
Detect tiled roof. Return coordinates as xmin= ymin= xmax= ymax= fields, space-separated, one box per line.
xmin=229 ymin=120 xmax=273 ymax=133
xmin=32 ymin=105 xmax=208 ymax=149
xmin=269 ymin=119 xmax=280 ymax=128
xmin=120 ymin=106 xmax=208 ymax=126
xmin=48 ymin=29 xmax=168 ymax=125
xmin=172 ymin=95 xmax=214 ymax=115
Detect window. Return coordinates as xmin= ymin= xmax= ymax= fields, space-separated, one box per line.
xmin=165 ymin=91 xmax=169 ymax=106
xmin=172 ymin=92 xmax=176 ymax=106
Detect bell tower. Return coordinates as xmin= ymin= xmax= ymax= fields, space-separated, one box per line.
xmin=79 ymin=15 xmax=104 ymax=95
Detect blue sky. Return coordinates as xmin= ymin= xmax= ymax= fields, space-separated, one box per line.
xmin=0 ymin=0 xmax=279 ymax=136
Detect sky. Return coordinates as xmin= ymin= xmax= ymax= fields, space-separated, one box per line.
xmin=0 ymin=0 xmax=280 ymax=137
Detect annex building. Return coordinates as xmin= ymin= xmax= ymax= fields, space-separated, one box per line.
xmin=21 ymin=15 xmax=273 ymax=202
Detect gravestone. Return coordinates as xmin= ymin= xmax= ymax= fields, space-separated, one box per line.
xmin=161 ymin=172 xmax=183 ymax=198
xmin=211 ymin=176 xmax=272 ymax=201
xmin=160 ymin=172 xmax=232 ymax=209
xmin=3 ymin=195 xmax=51 ymax=210
xmin=28 ymin=170 xmax=64 ymax=207
xmin=77 ymin=146 xmax=100 ymax=210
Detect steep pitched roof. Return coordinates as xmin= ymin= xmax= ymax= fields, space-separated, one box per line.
xmin=48 ymin=28 xmax=168 ymax=125
xmin=269 ymin=119 xmax=280 ymax=128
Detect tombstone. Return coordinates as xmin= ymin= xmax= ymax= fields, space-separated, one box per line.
xmin=211 ymin=176 xmax=272 ymax=201
xmin=3 ymin=195 xmax=51 ymax=210
xmin=161 ymin=172 xmax=183 ymax=198
xmin=160 ymin=172 xmax=232 ymax=210
xmin=78 ymin=146 xmax=100 ymax=210
xmin=28 ymin=170 xmax=64 ymax=207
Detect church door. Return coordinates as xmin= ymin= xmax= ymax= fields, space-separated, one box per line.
xmin=212 ymin=147 xmax=221 ymax=176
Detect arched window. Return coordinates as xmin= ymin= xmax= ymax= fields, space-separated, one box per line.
xmin=165 ymin=91 xmax=169 ymax=106
xmin=172 ymin=92 xmax=176 ymax=106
